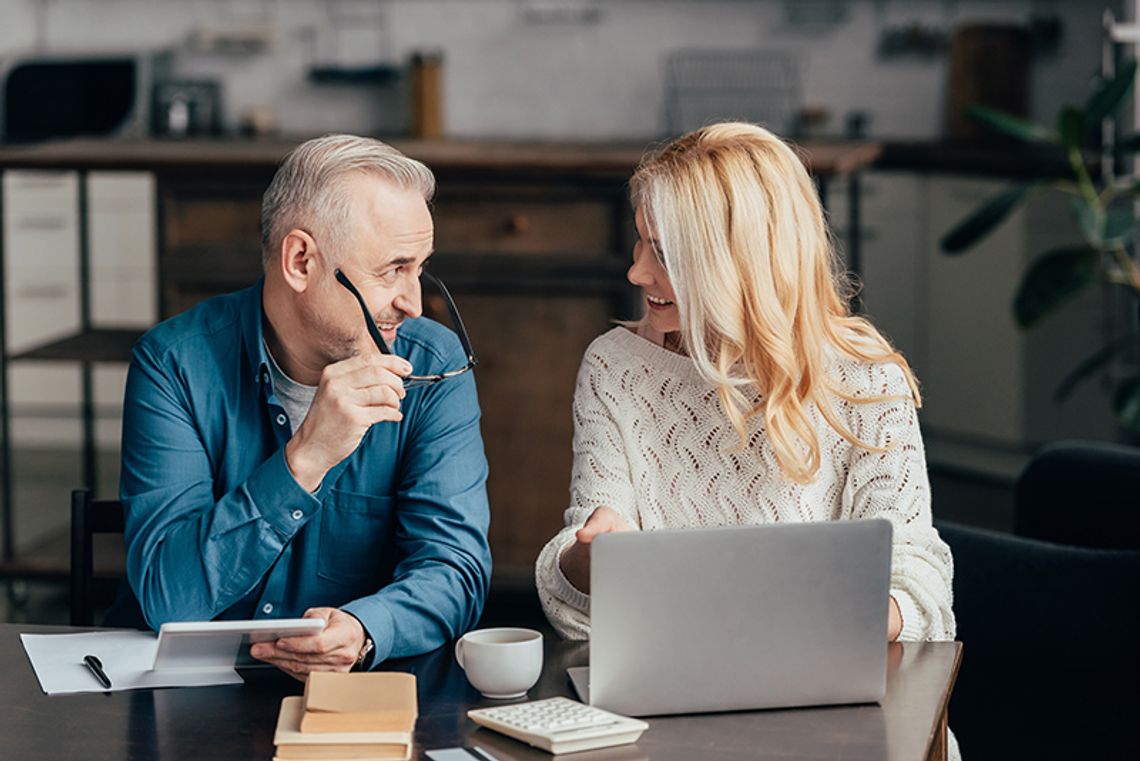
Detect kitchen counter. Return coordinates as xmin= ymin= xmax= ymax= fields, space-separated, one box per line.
xmin=876 ymin=139 xmax=1077 ymax=179
xmin=0 ymin=137 xmax=881 ymax=178
xmin=0 ymin=136 xmax=1086 ymax=180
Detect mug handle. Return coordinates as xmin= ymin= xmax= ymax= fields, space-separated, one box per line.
xmin=455 ymin=638 xmax=465 ymax=670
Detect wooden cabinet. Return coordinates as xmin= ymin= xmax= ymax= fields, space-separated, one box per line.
xmin=0 ymin=138 xmax=875 ymax=582
xmin=151 ymin=160 xmax=636 ymax=575
xmin=159 ymin=178 xmax=266 ymax=317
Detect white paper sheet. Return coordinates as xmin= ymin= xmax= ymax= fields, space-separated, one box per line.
xmin=20 ymin=631 xmax=243 ymax=695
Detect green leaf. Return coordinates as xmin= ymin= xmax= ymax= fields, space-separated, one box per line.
xmin=1086 ymin=59 xmax=1138 ymax=126
xmin=1113 ymin=376 xmax=1140 ymax=431
xmin=1058 ymin=106 xmax=1087 ymax=149
xmin=1013 ymin=246 xmax=1100 ymax=327
xmin=1072 ymin=198 xmax=1105 ymax=246
xmin=940 ymin=185 xmax=1034 ymax=254
xmin=966 ymin=105 xmax=1055 ymax=143
xmin=1103 ymin=205 xmax=1138 ymax=247
xmin=1055 ymin=331 xmax=1140 ymax=400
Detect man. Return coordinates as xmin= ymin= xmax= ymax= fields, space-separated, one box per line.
xmin=107 ymin=135 xmax=491 ymax=677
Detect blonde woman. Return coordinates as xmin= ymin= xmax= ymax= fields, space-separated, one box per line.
xmin=535 ymin=122 xmax=955 ymax=644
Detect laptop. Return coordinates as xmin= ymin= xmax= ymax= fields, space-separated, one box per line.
xmin=570 ymin=518 xmax=892 ymax=717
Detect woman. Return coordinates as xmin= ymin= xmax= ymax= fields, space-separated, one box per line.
xmin=535 ymin=122 xmax=954 ymax=643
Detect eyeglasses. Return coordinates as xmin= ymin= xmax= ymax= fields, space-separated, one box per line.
xmin=334 ymin=268 xmax=478 ymax=388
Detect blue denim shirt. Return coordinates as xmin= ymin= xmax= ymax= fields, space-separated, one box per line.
xmin=117 ymin=279 xmax=491 ymax=665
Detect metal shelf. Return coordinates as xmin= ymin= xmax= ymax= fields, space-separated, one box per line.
xmin=0 ymin=170 xmax=144 ymax=581
xmin=8 ymin=328 xmax=142 ymax=363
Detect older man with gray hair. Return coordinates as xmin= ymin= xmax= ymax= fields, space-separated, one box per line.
xmin=107 ymin=135 xmax=491 ymax=677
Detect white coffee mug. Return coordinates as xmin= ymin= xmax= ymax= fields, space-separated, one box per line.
xmin=455 ymin=627 xmax=543 ymax=699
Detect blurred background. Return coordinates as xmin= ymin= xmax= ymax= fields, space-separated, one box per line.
xmin=3 ymin=1 xmax=1140 ymax=758
xmin=0 ymin=0 xmax=1128 ymax=612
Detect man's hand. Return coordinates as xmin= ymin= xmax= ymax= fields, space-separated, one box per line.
xmin=558 ymin=506 xmax=635 ymax=594
xmin=286 ymin=353 xmax=410 ymax=491
xmin=249 ymin=608 xmax=367 ymax=681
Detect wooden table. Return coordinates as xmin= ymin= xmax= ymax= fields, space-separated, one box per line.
xmin=7 ymin=624 xmax=959 ymax=761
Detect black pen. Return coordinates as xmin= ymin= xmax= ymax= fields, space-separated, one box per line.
xmin=83 ymin=654 xmax=112 ymax=690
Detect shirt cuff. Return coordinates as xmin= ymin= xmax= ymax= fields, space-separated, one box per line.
xmin=341 ymin=610 xmax=377 ymax=671
xmin=341 ymin=597 xmax=397 ymax=667
xmin=552 ymin=539 xmax=591 ymax=613
xmin=247 ymin=447 xmax=323 ymax=538
xmin=892 ymin=588 xmax=924 ymax=642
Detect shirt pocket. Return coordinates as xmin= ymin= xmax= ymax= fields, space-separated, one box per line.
xmin=316 ymin=489 xmax=398 ymax=590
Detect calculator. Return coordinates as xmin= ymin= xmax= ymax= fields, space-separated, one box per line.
xmin=466 ymin=697 xmax=648 ymax=754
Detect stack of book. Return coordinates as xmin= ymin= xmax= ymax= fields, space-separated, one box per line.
xmin=273 ymin=672 xmax=417 ymax=761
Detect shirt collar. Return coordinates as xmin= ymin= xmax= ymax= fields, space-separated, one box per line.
xmin=240 ymin=276 xmax=274 ymax=394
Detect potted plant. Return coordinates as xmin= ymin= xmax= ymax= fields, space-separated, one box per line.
xmin=940 ymin=60 xmax=1140 ymax=431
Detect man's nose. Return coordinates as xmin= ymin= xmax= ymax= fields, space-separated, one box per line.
xmin=393 ymin=275 xmax=422 ymax=319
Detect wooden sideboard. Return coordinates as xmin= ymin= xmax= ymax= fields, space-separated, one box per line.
xmin=0 ymin=138 xmax=880 ymax=582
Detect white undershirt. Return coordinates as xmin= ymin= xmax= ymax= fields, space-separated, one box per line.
xmin=264 ymin=340 xmax=317 ymax=434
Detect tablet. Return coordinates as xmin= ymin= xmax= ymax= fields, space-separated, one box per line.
xmin=153 ymin=618 xmax=327 ymax=671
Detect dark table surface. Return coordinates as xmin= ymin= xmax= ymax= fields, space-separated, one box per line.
xmin=7 ymin=624 xmax=960 ymax=761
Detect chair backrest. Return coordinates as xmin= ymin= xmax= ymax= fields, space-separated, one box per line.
xmin=69 ymin=488 xmax=126 ymax=626
xmin=938 ymin=521 xmax=1140 ymax=760
xmin=1014 ymin=440 xmax=1140 ymax=550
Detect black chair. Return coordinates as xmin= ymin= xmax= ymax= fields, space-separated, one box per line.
xmin=938 ymin=521 xmax=1140 ymax=761
xmin=69 ymin=488 xmax=126 ymax=626
xmin=1014 ymin=440 xmax=1140 ymax=550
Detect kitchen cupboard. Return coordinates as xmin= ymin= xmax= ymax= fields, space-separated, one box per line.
xmin=155 ymin=171 xmax=632 ymax=572
xmin=0 ymin=138 xmax=879 ymax=586
xmin=3 ymin=172 xmax=152 ymax=442
xmin=3 ymin=171 xmax=152 ymax=559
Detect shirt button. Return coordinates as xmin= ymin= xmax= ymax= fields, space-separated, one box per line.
xmin=262 ymin=372 xmax=270 ymax=384
xmin=276 ymin=413 xmax=287 ymax=426
xmin=291 ymin=509 xmax=304 ymax=520
xmin=262 ymin=603 xmax=274 ymax=615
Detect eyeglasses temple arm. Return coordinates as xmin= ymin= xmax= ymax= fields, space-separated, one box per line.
xmin=335 ymin=268 xmax=394 ymax=356
xmin=422 ymin=270 xmax=478 ymax=366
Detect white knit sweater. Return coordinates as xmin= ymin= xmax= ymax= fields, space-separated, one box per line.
xmin=535 ymin=327 xmax=956 ymax=642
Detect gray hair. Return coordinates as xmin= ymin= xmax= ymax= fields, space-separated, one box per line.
xmin=260 ymin=134 xmax=436 ymax=267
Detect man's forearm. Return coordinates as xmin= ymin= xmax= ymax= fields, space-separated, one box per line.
xmin=342 ymin=527 xmax=490 ymax=664
xmin=127 ymin=448 xmax=320 ymax=626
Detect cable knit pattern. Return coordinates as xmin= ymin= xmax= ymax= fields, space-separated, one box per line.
xmin=536 ymin=327 xmax=956 ymax=643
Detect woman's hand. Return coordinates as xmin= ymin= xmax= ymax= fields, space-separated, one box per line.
xmin=558 ymin=506 xmax=635 ymax=594
xmin=888 ymin=596 xmax=902 ymax=641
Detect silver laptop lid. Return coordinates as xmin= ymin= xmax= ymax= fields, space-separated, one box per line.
xmin=589 ymin=519 xmax=892 ymax=716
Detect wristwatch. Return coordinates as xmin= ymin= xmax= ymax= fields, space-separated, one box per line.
xmin=353 ymin=637 xmax=374 ymax=671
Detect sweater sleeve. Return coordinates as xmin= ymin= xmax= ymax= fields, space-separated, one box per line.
xmin=843 ymin=361 xmax=956 ymax=642
xmin=535 ymin=345 xmax=640 ymax=640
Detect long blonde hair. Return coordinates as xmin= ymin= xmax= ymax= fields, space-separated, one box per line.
xmin=630 ymin=122 xmax=921 ymax=484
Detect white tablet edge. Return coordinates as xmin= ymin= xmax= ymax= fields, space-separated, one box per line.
xmin=159 ymin=618 xmax=327 ymax=637
xmin=152 ymin=618 xmax=328 ymax=671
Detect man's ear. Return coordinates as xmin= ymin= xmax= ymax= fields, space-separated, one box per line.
xmin=278 ymin=229 xmax=318 ymax=293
